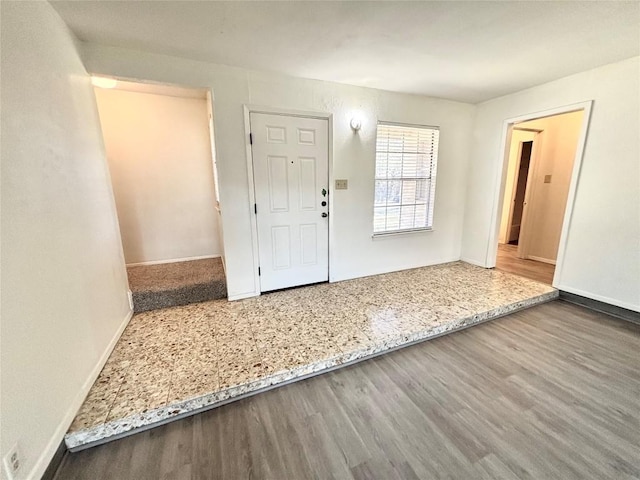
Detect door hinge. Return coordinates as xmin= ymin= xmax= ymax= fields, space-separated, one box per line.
xmin=249 ymin=132 xmax=253 ymax=144
xmin=258 ymin=267 xmax=261 ymax=276
xmin=254 ymin=203 xmax=257 ymax=214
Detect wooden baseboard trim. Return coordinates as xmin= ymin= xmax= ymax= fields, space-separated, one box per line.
xmin=460 ymin=257 xmax=487 ymax=268
xmin=559 ymin=291 xmax=640 ymax=325
xmin=41 ymin=440 xmax=67 ymax=480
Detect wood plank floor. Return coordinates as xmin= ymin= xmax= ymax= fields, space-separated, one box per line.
xmin=54 ymin=301 xmax=640 ymax=480
xmin=496 ymin=243 xmax=555 ymax=285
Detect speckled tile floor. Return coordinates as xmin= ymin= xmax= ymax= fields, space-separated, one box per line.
xmin=66 ymin=262 xmax=557 ymax=450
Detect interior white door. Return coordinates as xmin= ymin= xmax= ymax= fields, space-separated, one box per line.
xmin=518 ymin=134 xmax=541 ymax=259
xmin=250 ymin=112 xmax=329 ymax=292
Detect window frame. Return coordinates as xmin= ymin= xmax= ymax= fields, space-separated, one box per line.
xmin=372 ymin=120 xmax=440 ymax=236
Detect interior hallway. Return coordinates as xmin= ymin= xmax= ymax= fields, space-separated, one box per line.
xmin=66 ymin=262 xmax=555 ymax=450
xmin=54 ymin=301 xmax=640 ymax=480
xmin=495 ymin=243 xmax=555 ymax=285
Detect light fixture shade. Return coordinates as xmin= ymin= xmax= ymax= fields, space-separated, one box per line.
xmin=91 ymin=76 xmax=118 ymax=89
xmin=350 ymin=117 xmax=362 ymax=131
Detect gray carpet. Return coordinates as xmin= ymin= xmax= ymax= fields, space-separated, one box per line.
xmin=127 ymin=258 xmax=227 ymax=312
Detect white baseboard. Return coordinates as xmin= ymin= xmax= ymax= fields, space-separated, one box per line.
xmin=29 ymin=307 xmax=133 ymax=480
xmin=556 ymin=284 xmax=640 ymax=313
xmin=228 ymin=290 xmax=259 ymax=301
xmin=331 ymin=257 xmax=463 ymax=283
xmin=127 ymin=290 xmax=134 ymax=311
xmin=460 ymin=257 xmax=488 ymax=268
xmin=527 ymin=255 xmax=556 ymax=265
xmin=126 ymin=254 xmax=221 ymax=267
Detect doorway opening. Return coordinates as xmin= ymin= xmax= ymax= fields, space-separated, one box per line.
xmin=92 ymin=77 xmax=227 ymax=311
xmin=494 ymin=106 xmax=590 ymax=285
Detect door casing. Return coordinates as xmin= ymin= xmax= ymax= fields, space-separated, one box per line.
xmin=243 ymin=105 xmax=334 ymax=297
xmin=487 ymin=101 xmax=593 ymax=288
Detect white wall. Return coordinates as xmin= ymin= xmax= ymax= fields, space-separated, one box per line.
xmin=0 ymin=3 xmax=131 ymax=479
xmin=462 ymin=57 xmax=640 ymax=311
xmin=81 ymin=43 xmax=475 ymax=299
xmin=94 ymin=87 xmax=221 ymax=264
xmin=499 ymin=129 xmax=537 ymax=243
xmin=517 ymin=111 xmax=584 ymax=262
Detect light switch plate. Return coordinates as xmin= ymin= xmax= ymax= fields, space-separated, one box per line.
xmin=335 ymin=179 xmax=348 ymax=190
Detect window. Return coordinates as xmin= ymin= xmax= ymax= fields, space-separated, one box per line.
xmin=373 ymin=122 xmax=439 ymax=234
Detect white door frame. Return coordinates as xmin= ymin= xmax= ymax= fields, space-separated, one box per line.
xmin=487 ymin=100 xmax=593 ymax=287
xmin=242 ymin=105 xmax=333 ymax=295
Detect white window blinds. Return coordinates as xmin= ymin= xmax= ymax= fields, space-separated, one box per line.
xmin=373 ymin=122 xmax=439 ymax=234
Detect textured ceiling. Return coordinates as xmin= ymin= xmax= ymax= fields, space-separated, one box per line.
xmin=52 ymin=1 xmax=640 ymax=103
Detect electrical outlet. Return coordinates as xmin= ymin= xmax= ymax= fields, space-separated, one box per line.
xmin=3 ymin=443 xmax=22 ymax=480
xmin=544 ymin=174 xmax=552 ymax=184
xmin=335 ymin=179 xmax=348 ymax=190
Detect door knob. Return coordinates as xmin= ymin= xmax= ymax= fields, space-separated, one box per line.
xmin=321 ymin=201 xmax=327 ymax=206
xmin=321 ymin=212 xmax=328 ymax=218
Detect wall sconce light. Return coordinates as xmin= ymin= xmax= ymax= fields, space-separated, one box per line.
xmin=350 ymin=116 xmax=362 ymax=131
xmin=91 ymin=76 xmax=118 ymax=89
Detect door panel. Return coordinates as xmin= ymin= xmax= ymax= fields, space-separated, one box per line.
xmin=267 ymin=125 xmax=287 ymax=143
xmin=271 ymin=226 xmax=291 ymax=269
xmin=267 ymin=156 xmax=290 ymax=212
xmin=299 ymin=157 xmax=317 ymax=211
xmin=250 ymin=113 xmax=329 ymax=292
xmin=297 ymin=128 xmax=316 ymax=145
xmin=300 ymin=224 xmax=318 ymax=265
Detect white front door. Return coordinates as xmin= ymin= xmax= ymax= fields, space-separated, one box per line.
xmin=250 ymin=112 xmax=329 ymax=292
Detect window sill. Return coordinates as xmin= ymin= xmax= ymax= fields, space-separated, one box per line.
xmin=372 ymin=228 xmax=434 ymax=238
